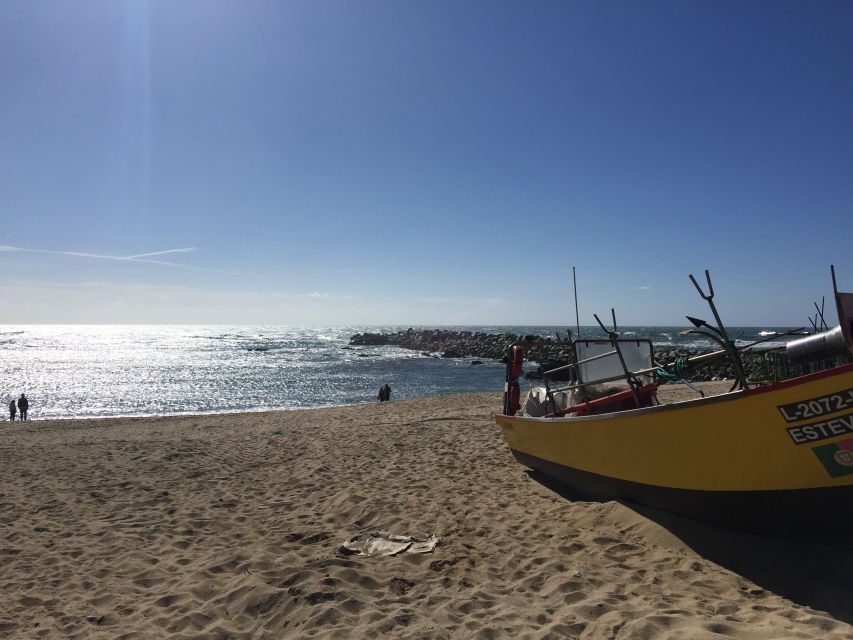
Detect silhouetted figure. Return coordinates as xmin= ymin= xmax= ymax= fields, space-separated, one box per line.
xmin=17 ymin=394 xmax=28 ymax=421
xmin=382 ymin=384 xmax=391 ymax=402
xmin=8 ymin=400 xmax=15 ymax=422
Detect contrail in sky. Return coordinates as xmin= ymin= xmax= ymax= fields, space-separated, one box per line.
xmin=0 ymin=244 xmax=196 ymax=262
xmin=124 ymin=248 xmax=197 ymax=259
xmin=0 ymin=244 xmax=260 ymax=277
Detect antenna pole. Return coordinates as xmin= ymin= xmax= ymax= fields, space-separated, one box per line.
xmin=573 ymin=266 xmax=580 ymax=339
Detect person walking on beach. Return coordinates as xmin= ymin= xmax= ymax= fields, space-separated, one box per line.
xmin=17 ymin=394 xmax=28 ymax=421
xmin=8 ymin=399 xmax=15 ymax=422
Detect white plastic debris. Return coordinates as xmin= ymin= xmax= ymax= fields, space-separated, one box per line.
xmin=339 ymin=531 xmax=440 ymax=557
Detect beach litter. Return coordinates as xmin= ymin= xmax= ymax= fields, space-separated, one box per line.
xmin=339 ymin=531 xmax=440 ymax=557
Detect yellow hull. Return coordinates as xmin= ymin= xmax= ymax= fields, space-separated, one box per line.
xmin=496 ymin=364 xmax=853 ymax=528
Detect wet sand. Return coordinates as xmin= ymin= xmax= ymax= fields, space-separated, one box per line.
xmin=1 ymin=384 xmax=852 ymax=639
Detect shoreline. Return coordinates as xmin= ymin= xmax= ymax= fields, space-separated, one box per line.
xmin=8 ymin=391 xmax=498 ymax=425
xmin=6 ymin=382 xmax=736 ymax=424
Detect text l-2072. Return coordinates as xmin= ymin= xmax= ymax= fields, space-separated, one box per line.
xmin=778 ymin=388 xmax=853 ymax=423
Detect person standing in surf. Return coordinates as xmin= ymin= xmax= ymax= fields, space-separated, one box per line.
xmin=8 ymin=399 xmax=15 ymax=421
xmin=17 ymin=394 xmax=28 ymax=421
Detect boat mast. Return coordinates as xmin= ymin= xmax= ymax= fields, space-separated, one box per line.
xmin=572 ymin=266 xmax=580 ymax=340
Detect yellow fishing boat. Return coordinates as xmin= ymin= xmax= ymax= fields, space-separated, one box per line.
xmin=497 ymin=268 xmax=853 ymax=531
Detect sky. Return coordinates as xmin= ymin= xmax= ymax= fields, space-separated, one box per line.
xmin=1 ymin=0 xmax=852 ymax=326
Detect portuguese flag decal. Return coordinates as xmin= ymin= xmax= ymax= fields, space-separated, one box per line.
xmin=812 ymin=438 xmax=853 ymax=478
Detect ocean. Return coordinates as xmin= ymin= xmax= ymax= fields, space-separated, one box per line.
xmin=0 ymin=325 xmax=797 ymax=420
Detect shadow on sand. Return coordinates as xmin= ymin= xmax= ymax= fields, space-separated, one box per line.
xmin=529 ymin=470 xmax=853 ymax=625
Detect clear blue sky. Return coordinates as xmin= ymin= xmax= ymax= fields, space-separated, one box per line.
xmin=1 ymin=1 xmax=851 ymax=326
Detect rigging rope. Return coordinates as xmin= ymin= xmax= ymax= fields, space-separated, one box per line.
xmin=655 ymin=357 xmax=690 ymax=381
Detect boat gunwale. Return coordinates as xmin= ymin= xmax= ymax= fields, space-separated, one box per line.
xmin=497 ymin=362 xmax=853 ymax=424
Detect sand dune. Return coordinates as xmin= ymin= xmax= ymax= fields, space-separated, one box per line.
xmin=1 ymin=388 xmax=852 ymax=638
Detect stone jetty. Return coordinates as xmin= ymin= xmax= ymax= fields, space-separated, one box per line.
xmin=348 ymin=328 xmax=766 ymax=382
xmin=345 ymin=329 xmax=832 ymax=383
xmin=351 ymin=329 xmax=536 ymax=361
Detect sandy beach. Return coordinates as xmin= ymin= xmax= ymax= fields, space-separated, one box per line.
xmin=2 ymin=385 xmax=853 ymax=639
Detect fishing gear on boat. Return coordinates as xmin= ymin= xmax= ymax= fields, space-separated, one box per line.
xmin=687 ymin=270 xmax=750 ymax=390
xmin=655 ymin=356 xmax=690 ymax=381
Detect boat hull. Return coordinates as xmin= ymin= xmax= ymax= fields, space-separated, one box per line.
xmin=496 ymin=364 xmax=853 ymax=530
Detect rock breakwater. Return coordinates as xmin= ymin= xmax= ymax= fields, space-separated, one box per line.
xmin=351 ymin=329 xmax=850 ymax=385
xmin=349 ymin=329 xmax=749 ymax=382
